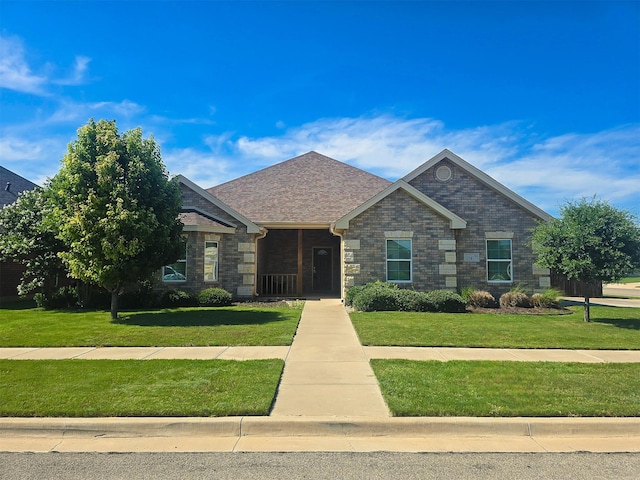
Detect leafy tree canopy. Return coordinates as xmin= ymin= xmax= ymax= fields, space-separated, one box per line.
xmin=532 ymin=197 xmax=640 ymax=321
xmin=0 ymin=186 xmax=67 ymax=296
xmin=49 ymin=119 xmax=183 ymax=318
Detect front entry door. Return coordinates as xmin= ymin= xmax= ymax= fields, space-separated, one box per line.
xmin=312 ymin=247 xmax=332 ymax=291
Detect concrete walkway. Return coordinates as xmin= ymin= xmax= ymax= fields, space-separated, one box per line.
xmin=271 ymin=298 xmax=389 ymax=417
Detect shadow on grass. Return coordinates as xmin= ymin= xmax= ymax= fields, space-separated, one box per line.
xmin=593 ymin=318 xmax=640 ymax=330
xmin=114 ymin=308 xmax=289 ymax=327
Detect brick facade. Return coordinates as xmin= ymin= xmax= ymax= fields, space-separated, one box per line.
xmin=343 ymin=189 xmax=455 ymax=292
xmin=406 ymin=159 xmax=548 ymax=297
xmin=157 ymin=183 xmax=257 ymax=298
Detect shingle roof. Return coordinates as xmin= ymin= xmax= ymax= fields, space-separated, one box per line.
xmin=0 ymin=166 xmax=39 ymax=208
xmin=206 ymin=151 xmax=391 ymax=225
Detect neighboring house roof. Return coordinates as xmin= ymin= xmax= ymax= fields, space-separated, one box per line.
xmin=177 ymin=175 xmax=263 ymax=234
xmin=403 ymin=149 xmax=553 ymax=222
xmin=0 ymin=166 xmax=39 ymax=208
xmin=207 ymin=151 xmax=391 ymax=226
xmin=334 ymin=180 xmax=467 ymax=230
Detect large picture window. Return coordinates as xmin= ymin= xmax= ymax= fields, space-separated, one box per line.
xmin=204 ymin=241 xmax=219 ymax=282
xmin=162 ymin=240 xmax=187 ymax=282
xmin=487 ymin=239 xmax=512 ymax=282
xmin=386 ymin=239 xmax=412 ymax=282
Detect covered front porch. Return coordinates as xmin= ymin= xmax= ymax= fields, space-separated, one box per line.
xmin=256 ymin=228 xmax=341 ymax=297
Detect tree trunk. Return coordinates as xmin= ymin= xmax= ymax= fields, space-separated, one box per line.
xmin=110 ymin=290 xmax=119 ymax=320
xmin=584 ymin=293 xmax=590 ymax=323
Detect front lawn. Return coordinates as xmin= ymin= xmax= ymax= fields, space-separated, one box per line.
xmin=351 ymin=306 xmax=640 ymax=350
xmin=0 ymin=359 xmax=283 ymax=417
xmin=0 ymin=305 xmax=302 ymax=347
xmin=372 ymin=360 xmax=640 ymax=417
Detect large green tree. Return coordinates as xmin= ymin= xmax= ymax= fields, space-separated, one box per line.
xmin=532 ymin=197 xmax=640 ymax=322
xmin=49 ymin=119 xmax=183 ymax=319
xmin=0 ymin=186 xmax=67 ymax=296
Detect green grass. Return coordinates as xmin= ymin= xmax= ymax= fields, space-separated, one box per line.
xmin=0 ymin=305 xmax=302 ymax=347
xmin=372 ymin=360 xmax=640 ymax=417
xmin=351 ymin=306 xmax=640 ymax=350
xmin=618 ymin=277 xmax=640 ymax=284
xmin=0 ymin=359 xmax=283 ymax=417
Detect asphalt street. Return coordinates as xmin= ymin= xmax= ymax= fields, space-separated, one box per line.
xmin=1 ymin=452 xmax=639 ymax=480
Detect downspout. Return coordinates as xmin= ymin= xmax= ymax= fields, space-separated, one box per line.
xmin=253 ymin=227 xmax=268 ymax=297
xmin=329 ymin=223 xmax=345 ymax=302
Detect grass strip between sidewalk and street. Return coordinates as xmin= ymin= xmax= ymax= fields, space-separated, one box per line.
xmin=351 ymin=306 xmax=640 ymax=350
xmin=0 ymin=305 xmax=302 ymax=347
xmin=372 ymin=360 xmax=640 ymax=417
xmin=0 ymin=359 xmax=283 ymax=417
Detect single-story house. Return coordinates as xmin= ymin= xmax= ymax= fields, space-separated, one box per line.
xmin=163 ymin=149 xmax=555 ymax=300
xmin=0 ymin=166 xmax=39 ymax=301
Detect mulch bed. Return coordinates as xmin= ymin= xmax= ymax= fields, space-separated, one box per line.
xmin=468 ymin=306 xmax=573 ymax=315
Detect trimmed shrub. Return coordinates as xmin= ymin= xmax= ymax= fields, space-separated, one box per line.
xmin=465 ymin=289 xmax=497 ymax=308
xmin=34 ymin=286 xmax=79 ymax=309
xmin=160 ymin=289 xmax=198 ymax=308
xmin=499 ymin=291 xmax=531 ymax=308
xmin=531 ymin=288 xmax=562 ymax=308
xmin=396 ymin=289 xmax=435 ymax=312
xmin=345 ymin=285 xmax=367 ymax=307
xmin=351 ymin=281 xmax=400 ymax=312
xmin=198 ymin=287 xmax=233 ymax=307
xmin=424 ymin=290 xmax=467 ymax=313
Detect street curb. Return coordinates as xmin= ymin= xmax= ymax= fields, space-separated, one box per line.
xmin=2 ymin=417 xmax=639 ymax=439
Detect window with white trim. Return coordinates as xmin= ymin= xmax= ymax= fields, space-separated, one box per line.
xmin=204 ymin=241 xmax=219 ymax=282
xmin=162 ymin=240 xmax=187 ymax=282
xmin=386 ymin=239 xmax=412 ymax=282
xmin=486 ymin=239 xmax=512 ymax=282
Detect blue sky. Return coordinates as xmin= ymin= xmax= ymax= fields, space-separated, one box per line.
xmin=1 ymin=0 xmax=638 ymax=217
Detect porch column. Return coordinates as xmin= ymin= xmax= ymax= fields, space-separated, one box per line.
xmin=297 ymin=229 xmax=303 ymax=296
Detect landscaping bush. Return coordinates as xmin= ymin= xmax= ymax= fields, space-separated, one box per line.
xmin=160 ymin=289 xmax=198 ymax=308
xmin=351 ymin=281 xmax=400 ymax=312
xmin=345 ymin=284 xmax=367 ymax=307
xmin=119 ymin=280 xmax=159 ymax=309
xmin=499 ymin=290 xmax=531 ymax=308
xmin=464 ymin=289 xmax=497 ymax=308
xmin=531 ymin=288 xmax=562 ymax=308
xmin=198 ymin=287 xmax=233 ymax=307
xmin=34 ymin=286 xmax=79 ymax=309
xmin=396 ymin=289 xmax=434 ymax=312
xmin=424 ymin=290 xmax=467 ymax=313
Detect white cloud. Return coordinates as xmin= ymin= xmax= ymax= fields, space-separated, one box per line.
xmin=47 ymin=99 xmax=145 ymax=124
xmin=0 ymin=35 xmax=91 ymax=95
xmin=54 ymin=56 xmax=91 ymax=86
xmin=0 ymin=35 xmax=47 ymax=94
xmin=181 ymin=115 xmax=639 ymax=216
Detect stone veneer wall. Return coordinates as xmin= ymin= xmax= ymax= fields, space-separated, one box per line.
xmin=407 ymin=159 xmax=550 ymax=297
xmin=158 ymin=184 xmax=257 ymax=298
xmin=343 ymin=189 xmax=455 ymax=293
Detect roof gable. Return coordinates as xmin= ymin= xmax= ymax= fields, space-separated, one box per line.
xmin=0 ymin=166 xmax=39 ymax=208
xmin=207 ymin=151 xmax=391 ymax=226
xmin=177 ymin=175 xmax=262 ymax=234
xmin=403 ymin=149 xmax=553 ymax=221
xmin=334 ymin=179 xmax=467 ymax=230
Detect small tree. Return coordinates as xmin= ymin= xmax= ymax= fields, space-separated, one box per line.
xmin=0 ymin=186 xmax=68 ymax=296
xmin=532 ymin=197 xmax=640 ymax=322
xmin=49 ymin=119 xmax=183 ymax=319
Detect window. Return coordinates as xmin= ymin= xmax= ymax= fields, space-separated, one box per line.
xmin=386 ymin=239 xmax=412 ymax=282
xmin=162 ymin=240 xmax=187 ymax=282
xmin=204 ymin=241 xmax=219 ymax=282
xmin=487 ymin=239 xmax=512 ymax=282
